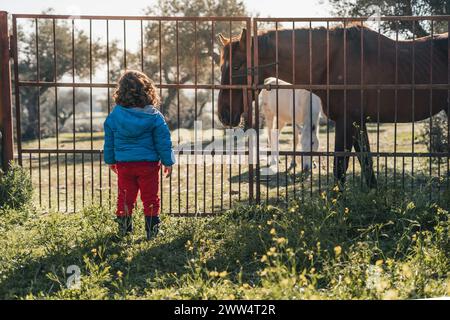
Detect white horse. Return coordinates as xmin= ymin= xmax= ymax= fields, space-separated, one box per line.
xmin=260 ymin=77 xmax=324 ymax=171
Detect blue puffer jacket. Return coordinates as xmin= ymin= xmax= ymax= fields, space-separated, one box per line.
xmin=103 ymin=105 xmax=175 ymax=167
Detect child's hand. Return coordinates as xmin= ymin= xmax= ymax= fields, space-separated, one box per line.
xmin=109 ymin=164 xmax=118 ymax=174
xmin=163 ymin=166 xmax=172 ymax=178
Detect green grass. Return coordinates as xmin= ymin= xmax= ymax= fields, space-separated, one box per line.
xmin=19 ymin=121 xmax=447 ymax=214
xmin=0 ymin=184 xmax=449 ymax=299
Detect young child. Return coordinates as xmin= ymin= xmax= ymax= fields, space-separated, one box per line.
xmin=103 ymin=70 xmax=175 ymax=240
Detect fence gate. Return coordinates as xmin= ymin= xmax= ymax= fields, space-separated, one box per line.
xmin=5 ymin=13 xmax=450 ymax=213
xmin=10 ymin=13 xmax=254 ymax=214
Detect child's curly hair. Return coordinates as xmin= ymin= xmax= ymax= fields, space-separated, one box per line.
xmin=113 ymin=70 xmax=160 ymax=108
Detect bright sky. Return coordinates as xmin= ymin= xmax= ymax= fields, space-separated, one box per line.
xmin=1 ymin=0 xmax=333 ymax=17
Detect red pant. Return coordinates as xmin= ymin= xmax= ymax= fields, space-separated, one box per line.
xmin=116 ymin=161 xmax=160 ymax=217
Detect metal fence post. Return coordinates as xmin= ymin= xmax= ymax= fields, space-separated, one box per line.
xmin=0 ymin=11 xmax=14 ymax=172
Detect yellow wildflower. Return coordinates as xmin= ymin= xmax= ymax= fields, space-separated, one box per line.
xmin=281 ymin=279 xmax=290 ymax=286
xmin=383 ymin=289 xmax=398 ymax=300
xmin=334 ymin=246 xmax=342 ymax=257
xmin=401 ymin=264 xmax=412 ymax=278
xmin=209 ymin=271 xmax=219 ymax=277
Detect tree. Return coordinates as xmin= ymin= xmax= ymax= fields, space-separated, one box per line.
xmin=142 ymin=0 xmax=247 ymax=129
xmin=16 ymin=9 xmax=115 ymax=140
xmin=330 ymin=0 xmax=448 ymax=37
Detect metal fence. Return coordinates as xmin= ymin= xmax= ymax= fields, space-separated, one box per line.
xmin=1 ymin=12 xmax=449 ymax=214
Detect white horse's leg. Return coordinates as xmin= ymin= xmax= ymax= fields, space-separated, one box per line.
xmin=288 ymin=123 xmax=300 ymax=170
xmin=301 ymin=98 xmax=315 ymax=172
xmin=269 ymin=116 xmax=283 ymax=166
xmin=311 ymin=98 xmax=323 ymax=169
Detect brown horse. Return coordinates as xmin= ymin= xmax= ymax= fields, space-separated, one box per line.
xmin=217 ymin=25 xmax=449 ymax=187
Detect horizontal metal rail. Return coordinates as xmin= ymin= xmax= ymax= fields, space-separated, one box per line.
xmin=16 ymin=81 xmax=450 ymax=91
xmin=21 ymin=149 xmax=450 ymax=158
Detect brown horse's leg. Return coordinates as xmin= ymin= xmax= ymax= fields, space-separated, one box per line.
xmin=333 ymin=118 xmax=353 ymax=188
xmin=353 ymin=123 xmax=377 ymax=188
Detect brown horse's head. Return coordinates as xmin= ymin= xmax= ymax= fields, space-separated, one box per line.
xmin=217 ymin=29 xmax=249 ymax=127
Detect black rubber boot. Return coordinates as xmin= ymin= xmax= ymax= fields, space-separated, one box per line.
xmin=145 ymin=216 xmax=160 ymax=240
xmin=117 ymin=216 xmax=133 ymax=236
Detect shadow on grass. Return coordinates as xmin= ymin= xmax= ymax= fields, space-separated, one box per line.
xmin=0 ymin=225 xmax=193 ymax=299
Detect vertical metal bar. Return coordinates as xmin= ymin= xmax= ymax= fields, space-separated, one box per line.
xmin=53 ymin=18 xmax=60 ymax=211
xmin=246 ymin=19 xmax=254 ymax=205
xmin=343 ymin=20 xmax=347 ymax=181
xmin=227 ymin=20 xmax=232 ymax=210
xmin=447 ymin=19 xmax=450 ymax=191
xmin=72 ymin=19 xmax=76 ymax=212
xmin=384 ymin=155 xmax=388 ymax=189
xmin=29 ymin=153 xmax=32 ymax=180
xmin=48 ymin=152 xmax=51 ymax=209
xmin=90 ymin=19 xmax=94 ymax=204
xmin=0 ymin=12 xmax=14 ymax=171
xmin=284 ymin=156 xmax=288 ymax=203
xmin=394 ymin=25 xmax=399 ymax=187
xmin=123 ymin=19 xmax=127 ymax=69
xmin=194 ymin=20 xmax=198 ymax=213
xmin=360 ymin=20 xmax=364 ymax=188
xmin=411 ymin=21 xmax=416 ymax=192
xmin=106 ymin=19 xmax=111 ymax=210
xmin=176 ymin=20 xmax=181 ymax=214
xmin=326 ymin=21 xmax=330 ymax=188
xmin=252 ymin=19 xmax=260 ymax=203
xmin=275 ymin=22 xmax=279 ymax=202
xmin=211 ymin=20 xmax=215 ymax=213
xmin=309 ymin=21 xmax=313 ymax=197
xmin=65 ymin=153 xmax=68 ymax=212
xmin=158 ymin=20 xmax=164 ymax=214
xmin=34 ymin=18 xmax=42 ymax=206
xmin=140 ymin=19 xmax=144 ymax=72
xmin=99 ymin=152 xmax=103 ymax=205
xmin=429 ymin=20 xmax=434 ymax=199
xmin=12 ymin=17 xmax=22 ymax=169
xmin=376 ymin=24 xmax=381 ymax=187
xmin=402 ymin=156 xmax=405 ymax=192
xmin=82 ymin=152 xmax=85 ymax=207
xmin=292 ymin=21 xmax=296 ymax=196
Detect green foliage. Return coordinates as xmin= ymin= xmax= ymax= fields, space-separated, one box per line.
xmin=0 ymin=184 xmax=448 ymax=299
xmin=0 ymin=162 xmax=33 ymax=210
xmin=17 ymin=9 xmax=111 ymax=140
xmin=330 ymin=0 xmax=448 ymax=37
xmin=419 ymin=112 xmax=449 ymax=159
xmin=143 ymin=0 xmax=247 ymax=129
